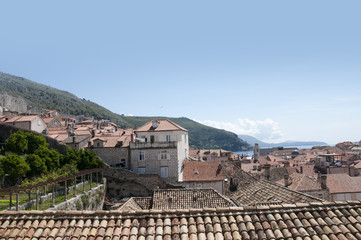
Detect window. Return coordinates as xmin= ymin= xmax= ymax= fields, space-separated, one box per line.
xmin=195 ymin=183 xmax=203 ymax=189
xmin=160 ymin=167 xmax=168 ymax=178
xmin=139 ymin=151 xmax=145 ymax=161
xmin=184 ymin=134 xmax=187 ymax=144
xmin=96 ymin=142 xmax=100 ymax=147
xmin=138 ymin=167 xmax=146 ymax=174
xmin=37 ymin=120 xmax=41 ymax=126
xmin=159 ymin=150 xmax=170 ymax=160
xmin=150 ymin=135 xmax=155 ymax=143
xmin=165 ymin=135 xmax=171 ymax=142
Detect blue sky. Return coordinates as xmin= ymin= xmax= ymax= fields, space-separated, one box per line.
xmin=1 ymin=1 xmax=360 ymax=144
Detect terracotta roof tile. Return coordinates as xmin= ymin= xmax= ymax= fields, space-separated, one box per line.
xmin=151 ymin=189 xmax=234 ymax=209
xmin=135 ymin=119 xmax=188 ymax=132
xmin=183 ymin=161 xmax=224 ymax=182
xmin=4 ymin=201 xmax=361 ymax=239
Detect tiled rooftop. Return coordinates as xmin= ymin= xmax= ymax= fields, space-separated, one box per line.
xmin=113 ymin=189 xmax=235 ymax=211
xmin=230 ymin=177 xmax=323 ymax=206
xmin=221 ymin=161 xmax=323 ymax=206
xmin=135 ymin=119 xmax=188 ymax=132
xmin=327 ymin=174 xmax=361 ymax=194
xmin=2 ymin=201 xmax=361 ymax=239
xmin=133 ymin=197 xmax=152 ymax=210
xmin=152 ymin=189 xmax=235 ymax=210
xmin=277 ymin=172 xmax=322 ymax=192
xmin=182 ymin=161 xmax=224 ymax=182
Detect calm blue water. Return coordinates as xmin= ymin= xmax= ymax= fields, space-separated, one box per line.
xmin=234 ymin=145 xmax=315 ymax=156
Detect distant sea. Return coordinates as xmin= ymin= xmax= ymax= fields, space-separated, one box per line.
xmin=234 ymin=144 xmax=315 ymax=156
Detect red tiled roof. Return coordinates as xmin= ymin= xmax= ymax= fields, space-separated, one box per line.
xmin=3 ymin=201 xmax=361 ymax=239
xmin=4 ymin=115 xmax=23 ymax=123
xmin=152 ymin=189 xmax=234 ymax=209
xmin=183 ymin=161 xmax=224 ymax=182
xmin=5 ymin=115 xmax=40 ymax=123
xmin=327 ymin=174 xmax=361 ymax=194
xmin=277 ymin=172 xmax=322 ymax=192
xmin=42 ymin=117 xmax=56 ymax=124
xmin=135 ymin=119 xmax=188 ymax=132
xmin=91 ymin=129 xmax=133 ymax=148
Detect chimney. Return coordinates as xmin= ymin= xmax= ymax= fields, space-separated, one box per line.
xmin=284 ymin=174 xmax=289 ymax=187
xmin=300 ymin=166 xmax=303 ymax=174
xmin=73 ymin=136 xmax=76 ymax=143
xmin=152 ymin=120 xmax=159 ymax=129
xmin=264 ymin=164 xmax=271 ymax=181
xmin=131 ymin=133 xmax=135 ymax=142
xmin=320 ymin=175 xmax=327 ymax=190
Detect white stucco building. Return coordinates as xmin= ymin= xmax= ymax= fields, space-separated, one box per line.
xmin=129 ymin=119 xmax=189 ymax=183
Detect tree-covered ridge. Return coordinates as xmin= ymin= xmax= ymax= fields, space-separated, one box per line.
xmin=0 ymin=130 xmax=103 ymax=187
xmin=0 ymin=71 xmax=251 ymax=151
xmin=0 ymin=72 xmax=124 ymax=123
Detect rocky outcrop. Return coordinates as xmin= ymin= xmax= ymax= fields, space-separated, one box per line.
xmin=0 ymin=93 xmax=28 ymax=113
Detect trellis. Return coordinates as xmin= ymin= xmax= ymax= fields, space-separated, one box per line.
xmin=0 ymin=168 xmax=103 ymax=210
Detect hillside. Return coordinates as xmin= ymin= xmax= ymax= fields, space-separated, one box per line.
xmin=238 ymin=134 xmax=328 ymax=148
xmin=0 ymin=72 xmax=251 ymax=151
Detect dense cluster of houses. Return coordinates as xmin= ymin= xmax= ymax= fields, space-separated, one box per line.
xmin=241 ymin=141 xmax=361 ymax=202
xmin=4 ymin=107 xmax=361 ymax=238
xmin=0 ymin=110 xmax=239 ymax=190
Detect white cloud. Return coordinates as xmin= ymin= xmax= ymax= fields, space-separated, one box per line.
xmin=196 ymin=118 xmax=283 ymax=142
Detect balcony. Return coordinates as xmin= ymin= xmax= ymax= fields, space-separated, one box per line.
xmin=130 ymin=141 xmax=177 ymax=149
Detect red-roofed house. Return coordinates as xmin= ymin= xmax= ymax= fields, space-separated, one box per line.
xmin=182 ymin=161 xmax=225 ymax=194
xmin=5 ymin=115 xmax=47 ymax=133
xmin=88 ymin=129 xmax=134 ymax=169
xmin=130 ymin=119 xmax=189 ymax=183
xmin=41 ymin=117 xmax=61 ymax=127
xmin=326 ymin=174 xmax=361 ymax=201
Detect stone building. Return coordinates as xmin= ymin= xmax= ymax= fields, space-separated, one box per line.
xmin=4 ymin=115 xmax=47 ymax=133
xmin=129 ymin=119 xmax=189 ymax=183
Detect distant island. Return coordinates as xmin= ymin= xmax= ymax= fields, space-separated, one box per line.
xmin=238 ymin=134 xmax=328 ymax=148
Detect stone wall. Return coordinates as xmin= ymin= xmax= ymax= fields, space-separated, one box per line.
xmin=88 ymin=147 xmax=129 ymax=167
xmin=48 ymin=181 xmax=106 ymax=211
xmin=104 ymin=167 xmax=181 ymax=200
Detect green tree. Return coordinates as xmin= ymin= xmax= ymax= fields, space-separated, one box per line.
xmin=25 ymin=154 xmax=47 ymax=177
xmin=77 ymin=149 xmax=103 ymax=170
xmin=25 ymin=132 xmax=48 ymax=154
xmin=0 ymin=155 xmax=30 ymax=185
xmin=34 ymin=145 xmax=61 ymax=172
xmin=5 ymin=131 xmax=28 ymax=154
xmin=61 ymin=148 xmax=103 ymax=170
xmin=61 ymin=148 xmax=81 ymax=166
